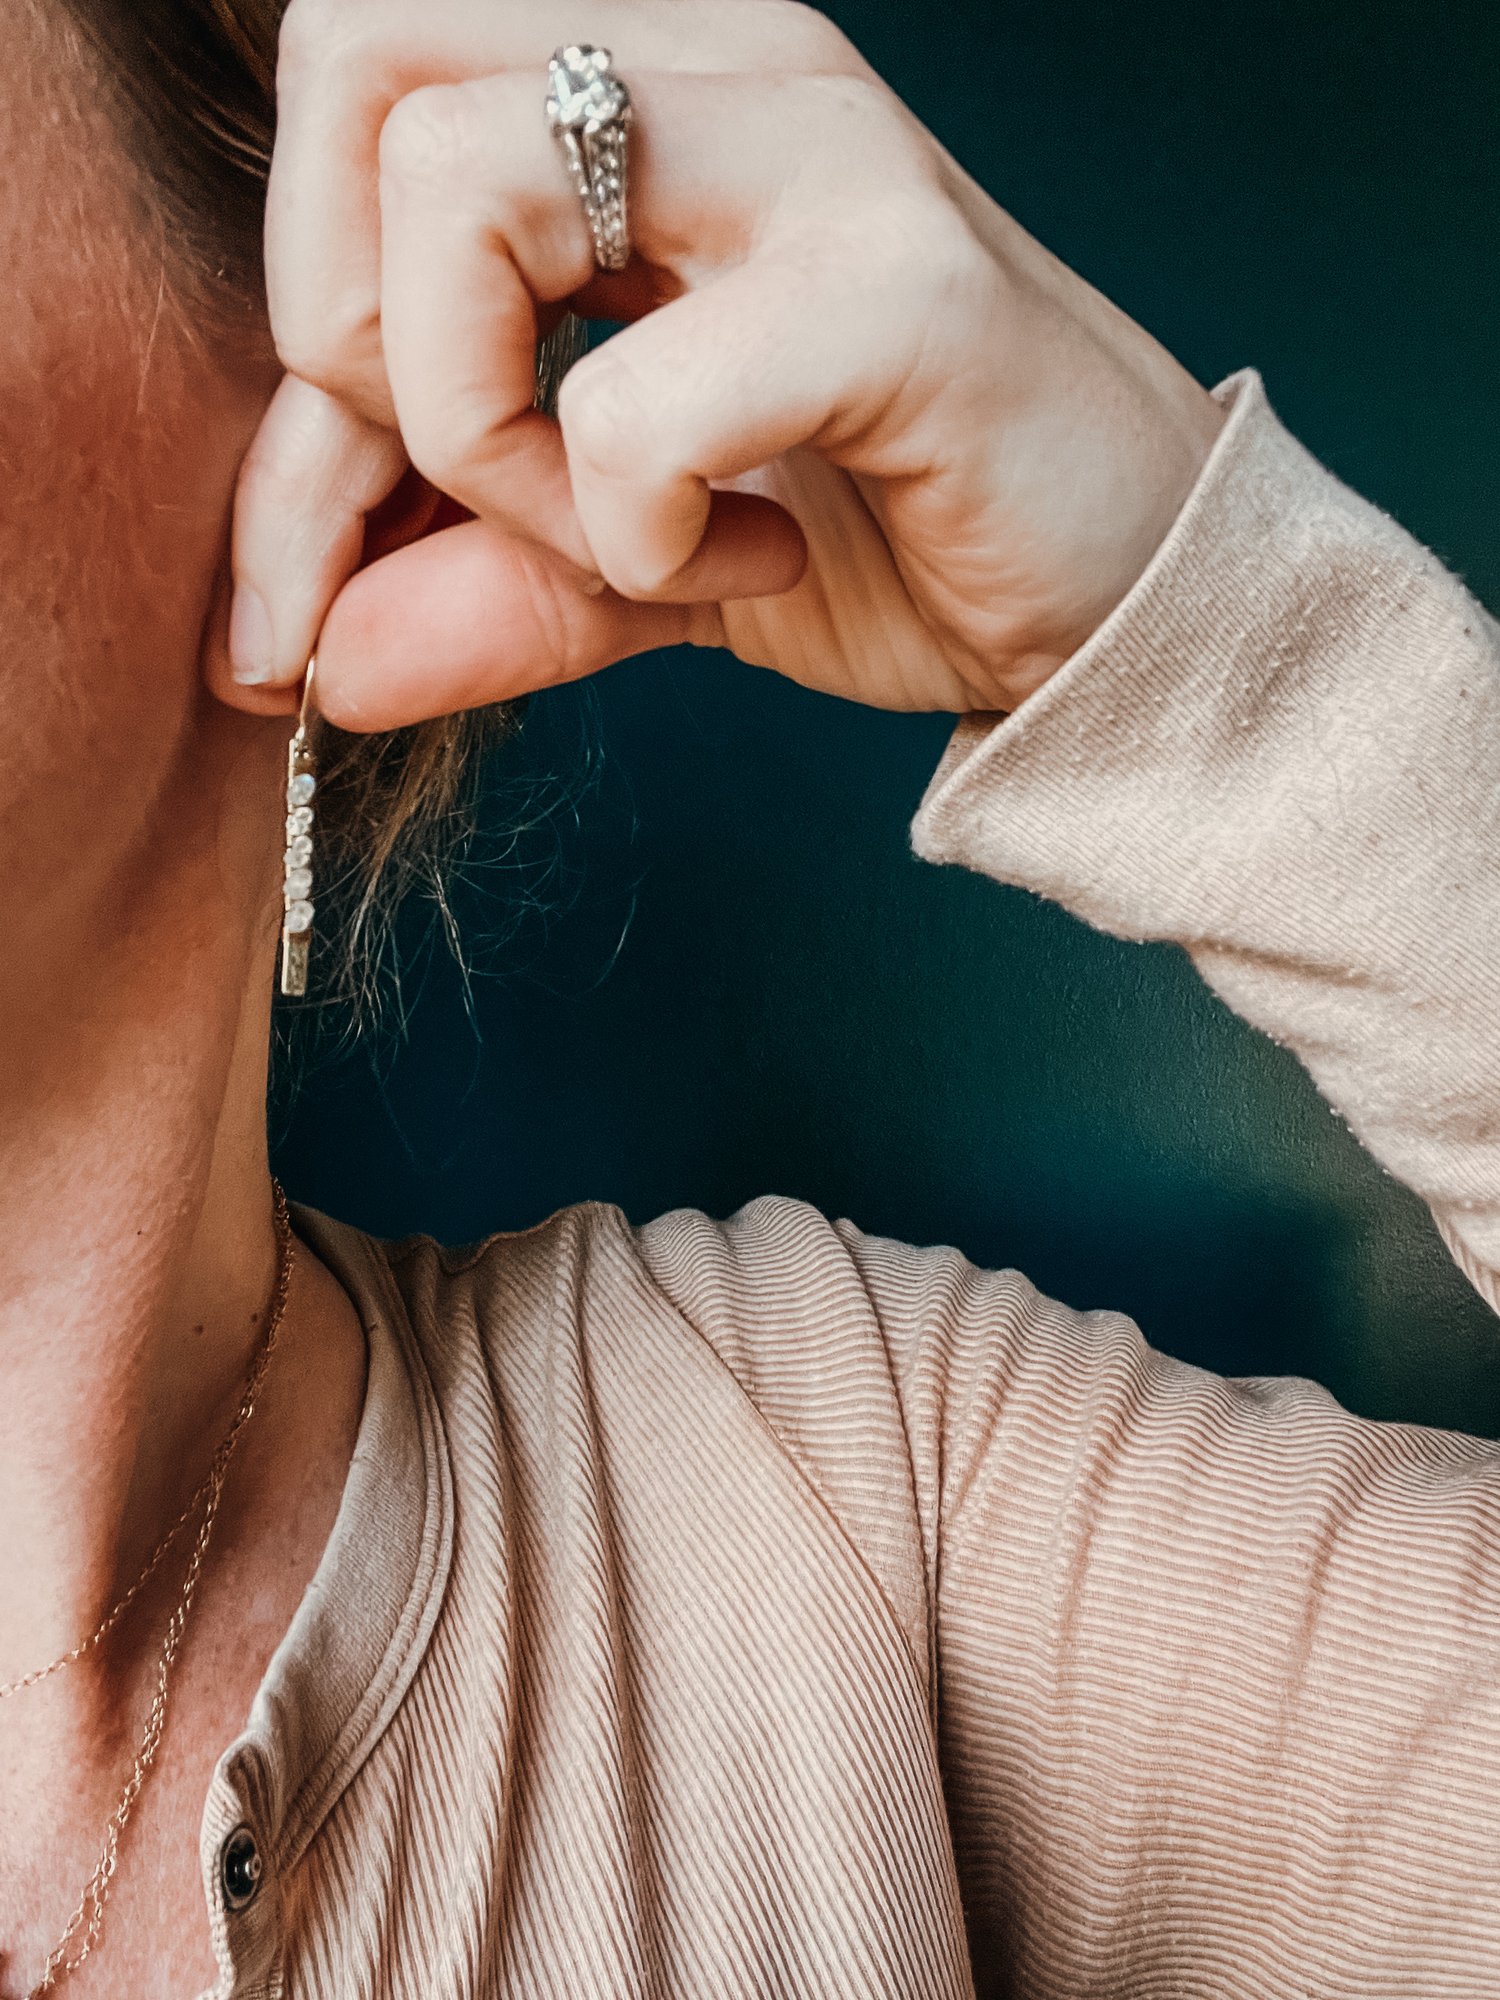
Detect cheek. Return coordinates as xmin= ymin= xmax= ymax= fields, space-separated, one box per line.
xmin=0 ymin=298 xmax=255 ymax=734
xmin=0 ymin=229 xmax=275 ymax=872
xmin=0 ymin=27 xmax=278 ymax=911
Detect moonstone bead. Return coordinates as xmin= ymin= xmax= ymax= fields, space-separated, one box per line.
xmin=286 ymin=807 xmax=314 ymax=837
xmin=284 ymin=867 xmax=314 ymax=900
xmin=286 ymin=835 xmax=313 ymax=867
xmin=284 ymin=900 xmax=315 ymax=934
xmin=287 ymin=773 xmax=317 ymax=808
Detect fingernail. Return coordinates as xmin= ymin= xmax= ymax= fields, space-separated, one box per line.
xmin=229 ymin=585 xmax=275 ymax=685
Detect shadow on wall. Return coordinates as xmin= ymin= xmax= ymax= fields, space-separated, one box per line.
xmin=275 ymin=0 xmax=1500 ymax=1439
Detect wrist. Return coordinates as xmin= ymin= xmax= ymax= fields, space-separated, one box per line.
xmin=990 ymin=334 xmax=1226 ymax=714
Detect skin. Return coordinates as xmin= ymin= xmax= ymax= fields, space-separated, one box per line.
xmin=0 ymin=9 xmax=365 ymax=1993
xmin=1 ymin=0 xmax=1221 ymax=1987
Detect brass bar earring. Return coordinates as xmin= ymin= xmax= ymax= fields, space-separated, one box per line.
xmin=280 ymin=654 xmax=319 ymax=998
xmin=274 ymin=322 xmax=576 ymax=1003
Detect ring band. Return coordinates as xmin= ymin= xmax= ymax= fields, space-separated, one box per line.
xmin=546 ymin=45 xmax=634 ymax=273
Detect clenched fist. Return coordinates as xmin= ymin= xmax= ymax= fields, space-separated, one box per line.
xmin=213 ymin=0 xmax=1223 ymax=729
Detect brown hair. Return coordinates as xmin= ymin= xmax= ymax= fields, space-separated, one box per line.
xmin=51 ymin=0 xmax=576 ymax=1019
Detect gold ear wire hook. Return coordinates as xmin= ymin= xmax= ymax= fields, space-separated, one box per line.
xmin=295 ymin=650 xmax=319 ymax=738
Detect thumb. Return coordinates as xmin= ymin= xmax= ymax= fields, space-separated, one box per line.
xmin=311 ymin=515 xmax=706 ymax=733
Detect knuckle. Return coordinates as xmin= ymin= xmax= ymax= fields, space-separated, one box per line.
xmin=833 ymin=190 xmax=993 ymax=337
xmin=797 ymin=68 xmax=902 ymax=146
xmin=271 ymin=298 xmax=379 ymax=402
xmin=758 ymin=1 xmax=855 ymax=68
xmin=277 ymin=0 xmax=367 ymax=87
xmin=378 ymin=84 xmax=473 ymax=189
xmin=399 ymin=396 xmax=492 ymax=499
xmin=268 ymin=318 xmax=326 ymax=390
xmin=557 ymin=353 xmax=659 ymax=485
xmin=890 ymin=198 xmax=993 ymax=305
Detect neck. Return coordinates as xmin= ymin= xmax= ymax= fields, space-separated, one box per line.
xmin=0 ymin=691 xmax=290 ymax=1686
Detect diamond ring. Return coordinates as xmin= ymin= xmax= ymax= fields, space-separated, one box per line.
xmin=546 ymin=45 xmax=634 ymax=273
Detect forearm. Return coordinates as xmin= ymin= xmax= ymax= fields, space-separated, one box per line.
xmin=912 ymin=368 xmax=1500 ymax=1309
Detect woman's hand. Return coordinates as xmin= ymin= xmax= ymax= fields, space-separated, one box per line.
xmin=214 ymin=0 xmax=1224 ymax=730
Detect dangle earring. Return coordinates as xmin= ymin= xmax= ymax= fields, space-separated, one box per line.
xmin=280 ymin=654 xmax=320 ymax=997
xmin=273 ymin=320 xmax=578 ymax=1003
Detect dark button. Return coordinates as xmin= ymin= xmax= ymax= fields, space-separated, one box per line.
xmin=220 ymin=1824 xmax=264 ymax=1913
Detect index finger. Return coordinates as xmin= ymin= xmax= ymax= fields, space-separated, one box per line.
xmin=266 ymin=0 xmax=861 ymax=415
xmin=224 ymin=372 xmax=408 ymax=690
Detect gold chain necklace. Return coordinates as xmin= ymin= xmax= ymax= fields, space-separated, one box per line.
xmin=9 ymin=1183 xmax=297 ymax=2000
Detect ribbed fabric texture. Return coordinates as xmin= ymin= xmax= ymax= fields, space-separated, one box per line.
xmin=913 ymin=368 xmax=1500 ymax=1312
xmin=196 ymin=371 xmax=1500 ymax=1998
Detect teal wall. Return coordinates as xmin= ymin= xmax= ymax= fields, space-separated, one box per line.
xmin=275 ymin=0 xmax=1500 ymax=1438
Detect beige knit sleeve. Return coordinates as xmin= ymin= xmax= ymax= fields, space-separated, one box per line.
xmin=912 ymin=367 xmax=1500 ymax=1313
xmin=875 ymin=367 xmax=1500 ymax=1990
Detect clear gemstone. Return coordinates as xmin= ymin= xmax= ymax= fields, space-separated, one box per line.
xmin=547 ymin=45 xmax=627 ymax=130
xmin=286 ymin=807 xmax=314 ymax=837
xmin=284 ymin=899 xmax=315 ymax=934
xmin=287 ymin=772 xmax=317 ymax=808
xmin=286 ymin=835 xmax=313 ymax=868
xmin=284 ymin=867 xmax=314 ymax=900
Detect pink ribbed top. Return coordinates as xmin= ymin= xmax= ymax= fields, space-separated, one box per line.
xmin=196 ymin=371 xmax=1500 ymax=1998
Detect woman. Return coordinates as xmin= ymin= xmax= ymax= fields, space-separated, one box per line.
xmin=2 ymin=0 xmax=1496 ymax=1994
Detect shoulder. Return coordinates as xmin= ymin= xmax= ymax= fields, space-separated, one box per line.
xmin=632 ymin=1193 xmax=895 ymax=1386
xmin=380 ymin=1191 xmax=1049 ymax=1478
xmin=392 ymin=1191 xmax=922 ymax=1424
xmin=383 ymin=1189 xmax=924 ymax=1361
xmin=380 ymin=1194 xmax=1002 ymax=1668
